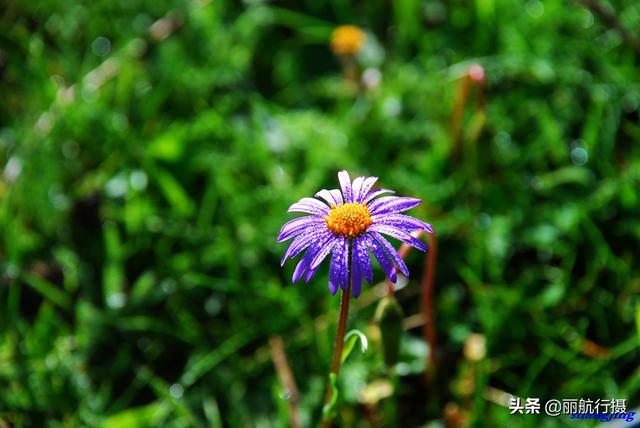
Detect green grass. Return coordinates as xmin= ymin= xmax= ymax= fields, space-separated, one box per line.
xmin=1 ymin=0 xmax=640 ymax=426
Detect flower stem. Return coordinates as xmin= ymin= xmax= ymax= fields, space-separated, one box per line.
xmin=330 ymin=283 xmax=351 ymax=376
xmin=321 ymin=274 xmax=351 ymax=427
xmin=421 ymin=233 xmax=438 ymax=382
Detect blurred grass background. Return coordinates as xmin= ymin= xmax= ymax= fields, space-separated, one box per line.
xmin=1 ymin=0 xmax=640 ymax=427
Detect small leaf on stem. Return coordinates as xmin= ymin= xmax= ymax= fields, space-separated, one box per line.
xmin=340 ymin=329 xmax=368 ymax=364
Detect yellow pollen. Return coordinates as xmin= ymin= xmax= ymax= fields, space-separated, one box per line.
xmin=324 ymin=203 xmax=372 ymax=239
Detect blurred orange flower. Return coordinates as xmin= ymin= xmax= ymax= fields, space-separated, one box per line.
xmin=330 ymin=25 xmax=366 ymax=56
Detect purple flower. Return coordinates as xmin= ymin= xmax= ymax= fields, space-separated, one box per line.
xmin=278 ymin=171 xmax=433 ymax=297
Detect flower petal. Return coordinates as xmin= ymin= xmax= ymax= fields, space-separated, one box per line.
xmin=291 ymin=255 xmax=310 ymax=283
xmin=369 ymin=224 xmax=427 ymax=252
xmin=351 ymin=237 xmax=371 ymax=297
xmin=354 ymin=236 xmax=373 ymax=284
xmin=371 ymin=213 xmax=433 ymax=233
xmin=364 ymin=233 xmax=397 ymax=283
xmin=288 ymin=197 xmax=331 ymax=215
xmin=356 ymin=176 xmax=378 ymax=203
xmin=363 ymin=188 xmax=395 ymax=204
xmin=366 ymin=196 xmax=396 ymax=210
xmin=338 ymin=170 xmax=353 ymax=203
xmin=304 ymin=236 xmax=338 ymax=282
xmin=315 ymin=189 xmax=343 ymax=207
xmin=351 ymin=177 xmax=365 ymax=204
xmin=350 ymin=247 xmax=362 ymax=298
xmin=329 ymin=236 xmax=349 ymax=293
xmin=277 ymin=215 xmax=325 ymax=242
xmin=309 ymin=236 xmax=338 ymax=271
xmin=370 ymin=231 xmax=410 ymax=276
xmin=328 ymin=275 xmax=339 ymax=295
xmin=292 ymin=234 xmax=333 ymax=283
xmin=281 ymin=227 xmax=330 ymax=266
xmin=368 ymin=196 xmax=422 ymax=215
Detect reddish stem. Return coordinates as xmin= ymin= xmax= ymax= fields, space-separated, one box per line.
xmin=421 ymin=233 xmax=438 ymax=381
xmin=329 ymin=285 xmax=351 ymax=377
xmin=322 ymin=282 xmax=351 ymax=427
xmin=269 ymin=336 xmax=302 ymax=428
xmin=384 ymin=230 xmax=426 ymax=296
xmin=450 ymin=65 xmax=486 ymax=160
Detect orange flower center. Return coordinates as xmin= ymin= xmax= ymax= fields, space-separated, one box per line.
xmin=324 ymin=203 xmax=372 ymax=238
